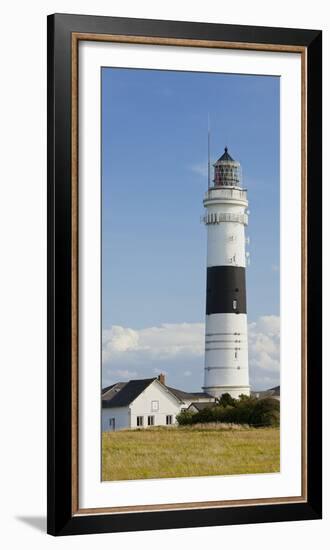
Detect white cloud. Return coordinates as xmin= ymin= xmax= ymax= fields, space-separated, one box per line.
xmin=190 ymin=162 xmax=208 ymax=178
xmin=102 ymin=316 xmax=280 ymax=391
xmin=103 ymin=322 xmax=204 ymax=364
xmin=103 ymin=326 xmax=139 ymax=353
xmin=102 ymin=322 xmax=204 ymax=388
xmin=248 ymin=315 xmax=280 ymax=389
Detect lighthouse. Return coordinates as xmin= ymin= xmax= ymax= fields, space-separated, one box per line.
xmin=203 ymin=147 xmax=250 ymax=399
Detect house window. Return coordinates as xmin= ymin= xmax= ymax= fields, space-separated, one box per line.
xmin=166 ymin=415 xmax=173 ymax=425
xmin=148 ymin=415 xmax=154 ymax=426
xmin=151 ymin=400 xmax=159 ymax=412
xmin=137 ymin=416 xmax=144 ymax=427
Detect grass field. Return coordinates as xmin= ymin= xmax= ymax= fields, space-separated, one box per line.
xmin=102 ymin=424 xmax=280 ymax=481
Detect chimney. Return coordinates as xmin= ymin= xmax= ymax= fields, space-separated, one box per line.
xmin=158 ymin=373 xmax=165 ymax=385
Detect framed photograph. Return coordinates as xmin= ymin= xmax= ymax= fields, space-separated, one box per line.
xmin=47 ymin=13 xmax=322 ymax=536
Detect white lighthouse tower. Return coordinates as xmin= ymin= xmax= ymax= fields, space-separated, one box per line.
xmin=203 ymin=147 xmax=250 ymax=399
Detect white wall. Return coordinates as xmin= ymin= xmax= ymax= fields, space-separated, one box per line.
xmin=204 ymin=188 xmax=248 ymax=267
xmin=204 ymin=313 xmax=250 ymax=396
xmin=130 ymin=381 xmax=182 ymax=427
xmin=0 ymin=1 xmax=329 ymax=549
xmin=102 ymin=407 xmax=130 ymax=431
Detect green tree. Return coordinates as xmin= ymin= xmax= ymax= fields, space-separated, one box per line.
xmin=249 ymin=398 xmax=280 ymax=427
xmin=216 ymin=393 xmax=237 ymax=408
xmin=238 ymin=394 xmax=250 ymax=401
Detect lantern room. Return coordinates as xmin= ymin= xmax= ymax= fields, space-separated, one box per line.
xmin=213 ymin=147 xmax=242 ymax=188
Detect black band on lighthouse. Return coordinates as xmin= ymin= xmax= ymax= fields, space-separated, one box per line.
xmin=206 ymin=266 xmax=247 ymax=315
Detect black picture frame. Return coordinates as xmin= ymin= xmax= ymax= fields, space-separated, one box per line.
xmin=47 ymin=13 xmax=322 ymax=536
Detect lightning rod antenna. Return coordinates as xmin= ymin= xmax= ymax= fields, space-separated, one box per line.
xmin=207 ymin=114 xmax=211 ymax=189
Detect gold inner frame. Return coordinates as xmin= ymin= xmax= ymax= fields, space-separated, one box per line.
xmin=71 ymin=32 xmax=307 ymax=516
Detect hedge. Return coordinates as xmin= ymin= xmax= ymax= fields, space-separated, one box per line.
xmin=176 ymin=396 xmax=280 ymax=428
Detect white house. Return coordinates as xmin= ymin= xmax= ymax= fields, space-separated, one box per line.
xmin=102 ymin=374 xmax=214 ymax=432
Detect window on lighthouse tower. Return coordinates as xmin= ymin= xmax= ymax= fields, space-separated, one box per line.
xmin=233 ymin=299 xmax=237 ymax=310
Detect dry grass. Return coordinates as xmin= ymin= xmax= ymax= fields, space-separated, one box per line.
xmin=102 ymin=425 xmax=280 ymax=481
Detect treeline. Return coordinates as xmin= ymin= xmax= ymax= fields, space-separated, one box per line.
xmin=176 ymin=394 xmax=280 ymax=428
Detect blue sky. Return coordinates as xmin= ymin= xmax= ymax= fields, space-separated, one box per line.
xmin=101 ymin=68 xmax=280 ymax=391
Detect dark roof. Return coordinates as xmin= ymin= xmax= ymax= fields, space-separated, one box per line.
xmin=102 ymin=382 xmax=127 ymax=402
xmin=251 ymin=386 xmax=280 ymax=398
xmin=166 ymin=386 xmax=212 ymax=401
xmin=268 ymin=385 xmax=280 ymax=395
xmin=102 ymin=383 xmax=116 ymax=395
xmin=264 ymin=385 xmax=280 ymax=396
xmin=101 ymin=378 xmax=213 ymax=408
xmin=216 ymin=147 xmax=234 ymax=163
xmin=188 ymin=401 xmax=215 ymax=412
xmin=104 ymin=378 xmax=156 ymax=408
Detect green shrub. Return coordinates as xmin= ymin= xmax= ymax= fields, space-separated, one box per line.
xmin=194 ymin=407 xmax=215 ymax=423
xmin=216 ymin=393 xmax=237 ymax=408
xmin=176 ymin=397 xmax=280 ymax=428
xmin=177 ymin=397 xmax=280 ymax=428
xmin=176 ymin=410 xmax=195 ymax=425
xmin=249 ymin=398 xmax=280 ymax=427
